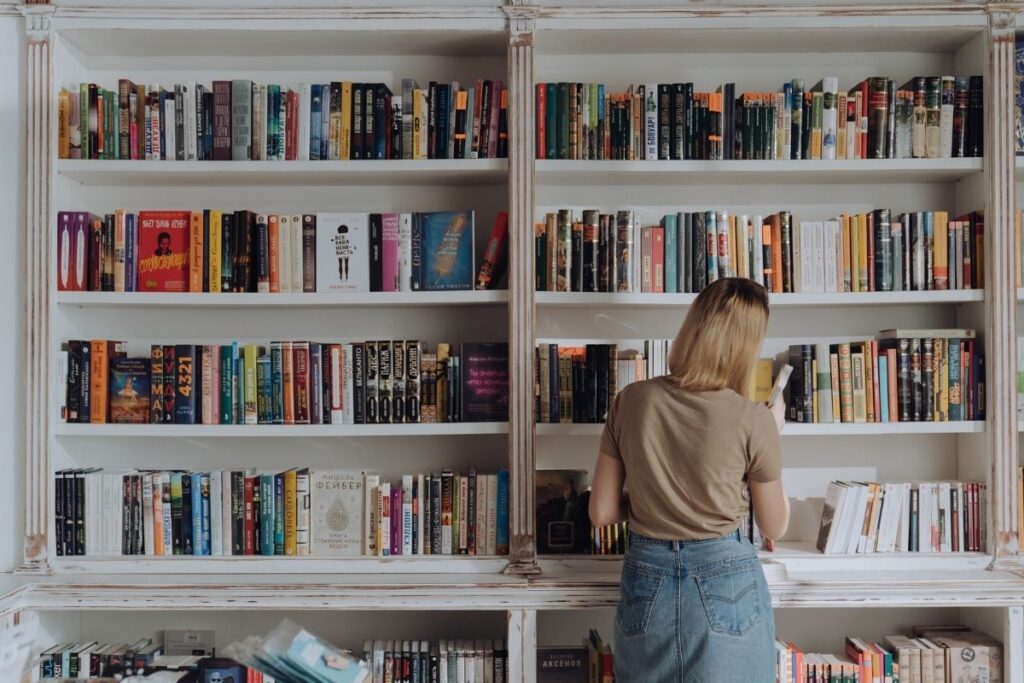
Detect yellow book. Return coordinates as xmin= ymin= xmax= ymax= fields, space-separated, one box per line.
xmin=851 ymin=347 xmax=867 ymax=423
xmin=58 ymin=89 xmax=70 ymax=159
xmin=189 ymin=212 xmax=204 ymax=293
xmin=836 ymin=92 xmax=847 ymax=159
xmin=243 ymin=343 xmax=258 ymax=425
xmin=862 ymin=341 xmax=874 ymax=424
xmin=857 ymin=214 xmax=869 ymax=292
xmin=208 ymin=210 xmax=222 ymax=293
xmin=748 ymin=358 xmax=774 ymax=402
xmin=729 ymin=216 xmax=739 ymax=279
xmin=413 ymin=88 xmax=427 ymax=160
xmin=284 ymin=468 xmax=297 ymax=556
xmin=841 ymin=215 xmax=852 ymax=292
xmin=934 ymin=211 xmax=949 ymax=290
xmin=340 ymin=81 xmax=353 ymax=160
xmin=829 ymin=353 xmax=841 ymax=423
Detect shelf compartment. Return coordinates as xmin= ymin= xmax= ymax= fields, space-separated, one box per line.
xmin=536 ymin=158 xmax=982 ymax=186
xmin=48 ymin=555 xmax=509 ymax=575
xmin=54 ymin=423 xmax=509 ymax=437
xmin=55 ymin=159 xmax=508 ymax=187
xmin=537 ymin=422 xmax=984 ymax=436
xmin=536 ymin=291 xmax=983 ymax=309
xmin=56 ymin=291 xmax=509 ymax=308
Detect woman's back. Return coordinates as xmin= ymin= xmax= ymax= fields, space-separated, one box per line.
xmin=602 ymin=377 xmax=780 ymax=541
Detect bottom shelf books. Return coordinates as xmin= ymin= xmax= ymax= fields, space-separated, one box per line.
xmin=815 ymin=480 xmax=987 ymax=554
xmin=777 ymin=627 xmax=1002 ymax=683
xmin=54 ymin=468 xmax=510 ymax=558
xmin=537 ymin=630 xmax=613 ymax=683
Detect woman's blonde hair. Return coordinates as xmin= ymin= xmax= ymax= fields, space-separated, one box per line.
xmin=667 ymin=277 xmax=769 ymax=396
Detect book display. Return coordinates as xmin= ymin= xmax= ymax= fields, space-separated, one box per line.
xmin=8 ymin=3 xmax=1024 ymax=682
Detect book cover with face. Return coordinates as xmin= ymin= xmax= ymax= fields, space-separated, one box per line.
xmin=316 ymin=213 xmax=370 ymax=292
xmin=137 ymin=210 xmax=191 ymax=292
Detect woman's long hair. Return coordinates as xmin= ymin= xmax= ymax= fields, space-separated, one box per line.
xmin=667 ymin=278 xmax=770 ymax=396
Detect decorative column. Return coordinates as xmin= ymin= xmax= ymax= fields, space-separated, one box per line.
xmin=18 ymin=1 xmax=55 ymax=573
xmin=506 ymin=609 xmax=537 ymax=683
xmin=503 ymin=5 xmax=540 ymax=576
xmin=985 ymin=10 xmax=1021 ymax=569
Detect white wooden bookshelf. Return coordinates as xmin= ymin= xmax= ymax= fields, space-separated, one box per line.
xmin=10 ymin=2 xmax=1024 ymax=681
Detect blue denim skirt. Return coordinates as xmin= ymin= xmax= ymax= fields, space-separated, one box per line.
xmin=613 ymin=529 xmax=775 ymax=682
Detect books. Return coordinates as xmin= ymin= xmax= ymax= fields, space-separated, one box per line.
xmin=60 ymin=207 xmax=506 ymax=294
xmin=58 ymin=78 xmax=508 ymax=161
xmin=815 ymin=480 xmax=987 ymax=554
xmin=537 ymin=647 xmax=588 ymax=683
xmin=538 ymin=76 xmax=983 ymax=160
xmin=225 ymin=619 xmax=369 ymax=683
xmin=55 ymin=467 xmax=509 ymax=558
xmin=60 ymin=339 xmax=505 ymax=425
xmin=536 ymin=470 xmax=592 ymax=554
xmin=536 ymin=208 xmax=983 ymax=294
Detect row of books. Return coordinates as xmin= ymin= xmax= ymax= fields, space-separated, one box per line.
xmin=54 ymin=467 xmax=510 ymax=558
xmin=59 ymin=340 xmax=509 ymax=426
xmin=359 ymin=639 xmax=509 ymax=683
xmin=39 ymin=637 xmax=165 ymax=679
xmin=56 ymin=209 xmax=506 ymax=294
xmin=535 ymin=208 xmax=983 ymax=294
xmin=57 ymin=78 xmax=509 ymax=161
xmin=536 ymin=630 xmax=612 ymax=683
xmin=536 ymin=76 xmax=984 ymax=161
xmin=776 ymin=628 xmax=1002 ymax=683
xmin=535 ymin=343 xmax=652 ymax=424
xmin=787 ymin=330 xmax=984 ymax=424
xmin=815 ymin=480 xmax=987 ymax=555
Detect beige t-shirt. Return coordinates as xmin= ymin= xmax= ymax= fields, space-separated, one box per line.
xmin=599 ymin=377 xmax=782 ymax=540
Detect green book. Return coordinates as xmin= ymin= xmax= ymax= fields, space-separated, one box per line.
xmin=220 ymin=344 xmax=234 ymax=425
xmin=546 ymin=83 xmax=557 ymax=159
xmin=260 ymin=473 xmax=274 ymax=556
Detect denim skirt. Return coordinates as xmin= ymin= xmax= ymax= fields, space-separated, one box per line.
xmin=613 ymin=529 xmax=775 ymax=683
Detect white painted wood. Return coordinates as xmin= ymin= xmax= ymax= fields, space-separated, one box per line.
xmin=506 ymin=609 xmax=536 ymax=683
xmin=54 ymin=422 xmax=509 ymax=437
xmin=537 ymin=291 xmax=985 ymax=308
xmin=56 ymin=291 xmax=510 ymax=308
xmin=536 ymin=158 xmax=983 ymax=185
xmin=50 ymin=556 xmax=510 ymax=575
xmin=537 ymin=422 xmax=985 ymax=437
xmin=56 ymin=159 xmax=508 ymax=187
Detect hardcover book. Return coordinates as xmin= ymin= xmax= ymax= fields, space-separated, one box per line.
xmin=537 ymin=647 xmax=588 ymax=683
xmin=416 ymin=210 xmax=475 ymax=291
xmin=108 ymin=358 xmax=150 ymax=424
xmin=315 ymin=212 xmax=370 ymax=292
xmin=137 ymin=211 xmax=191 ymax=292
xmin=310 ymin=470 xmax=364 ymax=556
xmin=536 ymin=470 xmax=590 ymax=554
xmin=460 ymin=342 xmax=509 ymax=422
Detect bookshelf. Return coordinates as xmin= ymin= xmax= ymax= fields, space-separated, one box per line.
xmin=9 ymin=2 xmax=1024 ymax=681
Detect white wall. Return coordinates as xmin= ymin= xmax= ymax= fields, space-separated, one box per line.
xmin=0 ymin=11 xmax=26 ymax=574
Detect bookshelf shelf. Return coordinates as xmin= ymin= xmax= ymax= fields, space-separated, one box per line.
xmin=535 ymin=158 xmax=983 ymax=186
xmin=55 ymin=159 xmax=509 ymax=187
xmin=49 ymin=555 xmax=511 ymax=575
xmin=53 ymin=423 xmax=509 ymax=438
xmin=55 ymin=291 xmax=510 ymax=308
xmin=536 ymin=422 xmax=985 ymax=437
xmin=536 ymin=291 xmax=984 ymax=309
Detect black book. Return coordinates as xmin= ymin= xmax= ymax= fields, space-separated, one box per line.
xmin=556 ymin=82 xmax=569 ymax=160
xmin=657 ymin=84 xmax=671 ymax=160
xmin=66 ymin=469 xmax=80 ymax=555
xmin=369 ymin=213 xmax=383 ymax=291
xmin=693 ymin=211 xmax=707 ymax=292
xmin=121 ymin=474 xmax=131 ymax=555
xmin=202 ymin=89 xmax=214 ymax=159
xmin=309 ymin=343 xmax=323 ymax=426
xmin=66 ymin=341 xmax=82 ymax=423
xmin=220 ymin=212 xmax=234 ymax=293
xmin=922 ymin=338 xmax=935 ymax=422
xmin=174 ymin=344 xmax=197 ymax=424
xmin=910 ymin=338 xmax=923 ymax=421
xmin=722 ymin=82 xmax=735 ymax=160
xmin=174 ymin=84 xmax=185 ymax=161
xmin=596 ymin=343 xmax=610 ymax=423
xmin=570 ymin=220 xmax=583 ymax=292
xmin=231 ymin=471 xmax=244 ymax=555
xmin=780 ymin=211 xmax=793 ymax=293
xmin=886 ymin=78 xmax=897 ymax=159
xmin=180 ymin=472 xmax=193 ymax=555
xmin=321 ymin=345 xmax=333 ymax=425
xmin=460 ymin=342 xmax=509 ymax=422
xmin=427 ymin=81 xmax=438 ymax=159
xmin=389 ymin=90 xmax=403 ymax=160
xmin=453 ymin=88 xmax=469 ymax=159
xmin=430 ymin=474 xmax=442 ymax=552
xmin=497 ymin=86 xmax=508 ymax=158
xmin=406 ymin=341 xmax=420 ymax=423
xmin=79 ymin=343 xmax=92 ymax=422
xmin=968 ymin=75 xmax=983 ymax=157
xmin=671 ymin=83 xmax=686 ymax=160
xmin=548 ymin=343 xmax=560 ymax=423
xmin=584 ymin=345 xmax=597 ymax=424
xmin=874 ymin=209 xmax=893 ymax=291
xmin=582 ymin=210 xmax=599 ymax=292
xmin=351 ymin=83 xmax=364 ymax=160
xmin=679 ymin=211 xmax=691 ymax=293
xmin=436 ymin=83 xmax=451 ymax=159
xmin=801 ymin=94 xmax=812 ymax=160
xmin=895 ymin=338 xmax=912 ymax=422
xmin=353 ymin=342 xmax=365 ymax=424
xmin=597 ymin=214 xmax=611 ymax=292
xmin=364 ymin=84 xmax=377 ymax=159
xmin=54 ymin=470 xmax=66 ymax=556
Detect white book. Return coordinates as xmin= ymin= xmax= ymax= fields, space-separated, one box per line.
xmin=735 ymin=215 xmax=749 ymax=279
xmin=402 ymin=474 xmax=413 ymax=556
xmin=112 ymin=473 xmax=126 ymax=556
xmin=163 ymin=97 xmax=176 ymax=160
xmin=83 ymin=472 xmax=97 ymax=556
xmin=278 ymin=214 xmax=292 ymax=293
xmin=846 ymin=105 xmax=858 ymax=160
xmin=296 ymin=468 xmax=310 ymax=556
xmin=342 ymin=343 xmax=355 ymax=425
xmin=824 ymin=220 xmax=840 ymax=293
xmin=918 ymin=483 xmax=933 ymax=553
xmin=897 ymin=482 xmax=911 ymax=553
xmin=875 ymin=482 xmax=898 ymax=553
xmin=955 ymin=482 xmax=966 ymax=552
xmin=781 ymin=91 xmax=792 ymax=160
xmin=261 ymin=84 xmax=270 ymax=161
xmin=828 ymin=483 xmax=857 ymax=555
xmin=862 ymin=484 xmax=884 ymax=554
xmin=938 ymin=481 xmax=952 ymax=552
xmin=416 ymin=473 xmax=426 ymax=555
xmin=290 ymin=213 xmax=303 ymax=292
xmin=931 ymin=482 xmax=942 ymax=552
xmin=813 ymin=221 xmax=826 ymax=293
xmin=329 ymin=344 xmax=344 ymax=423
xmin=797 ymin=222 xmax=812 ymax=292
xmin=844 ymin=483 xmax=871 ymax=554
xmin=644 ymin=83 xmax=658 ymax=160
xmin=473 ymin=641 xmax=485 ymax=683
xmin=486 ymin=474 xmax=498 ymax=555
xmin=439 ymin=640 xmax=449 ymax=683
xmin=316 ymin=213 xmax=370 ymax=292
xmin=298 ymin=83 xmax=311 ymax=161
xmin=939 ymin=76 xmax=954 ymax=158
xmin=398 ymin=213 xmax=413 ymax=291
xmin=816 ymin=481 xmax=846 ymax=553
xmin=819 ymin=77 xmax=838 ymax=160
xmin=752 ymin=214 xmax=764 ymax=288
xmin=209 ymin=469 xmax=222 ymax=556
xmin=309 ymin=470 xmax=364 ymax=556
xmin=363 ymin=474 xmax=379 ymax=556
xmin=372 ymin=641 xmax=385 ymax=683
xmin=161 ymin=472 xmax=172 ymax=556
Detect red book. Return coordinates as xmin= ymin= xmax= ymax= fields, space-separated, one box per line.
xmin=286 ymin=90 xmax=298 ymax=161
xmin=474 ymin=211 xmax=509 ymax=290
xmin=293 ymin=341 xmax=310 ymax=424
xmin=974 ymin=212 xmax=984 ymax=289
xmin=243 ymin=475 xmax=256 ymax=555
xmin=652 ymin=226 xmax=665 ymax=294
xmin=162 ymin=345 xmax=176 ymax=424
xmin=536 ymin=83 xmax=546 ymax=160
xmin=381 ymin=213 xmax=400 ymax=292
xmin=137 ymin=210 xmax=190 ymax=292
xmin=640 ymin=226 xmax=653 ymax=293
xmin=871 ymin=341 xmax=881 ymax=422
xmin=391 ymin=485 xmax=402 ymax=555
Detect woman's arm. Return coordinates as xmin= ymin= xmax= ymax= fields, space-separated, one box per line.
xmin=749 ymin=478 xmax=789 ymax=541
xmin=589 ymin=453 xmax=628 ymax=528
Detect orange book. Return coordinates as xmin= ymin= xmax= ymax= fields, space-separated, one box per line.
xmin=90 ymin=340 xmax=109 ymax=423
xmin=863 ymin=340 xmax=875 ymax=424
xmin=152 ymin=474 xmax=164 ymax=556
xmin=786 ymin=642 xmax=806 ymax=683
xmin=769 ymin=214 xmax=783 ymax=293
xmin=269 ymin=215 xmax=281 ymax=293
xmin=282 ymin=340 xmax=295 ymax=425
xmin=844 ymin=638 xmax=872 ymax=683
xmin=284 ymin=468 xmax=297 ymax=555
xmin=189 ymin=212 xmax=204 ymax=292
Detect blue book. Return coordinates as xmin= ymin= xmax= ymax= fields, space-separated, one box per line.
xmin=267 ymin=84 xmax=280 ymax=159
xmin=878 ymin=355 xmax=889 ymax=422
xmin=200 ymin=472 xmax=211 ymax=555
xmin=948 ymin=338 xmax=962 ymax=421
xmin=663 ymin=214 xmax=678 ymax=294
xmin=417 ymin=210 xmax=474 ymax=290
xmin=310 ymin=84 xmax=322 ymax=160
xmin=190 ymin=472 xmax=204 ymax=556
xmin=125 ymin=213 xmax=136 ymax=292
xmin=260 ymin=473 xmax=275 ymax=555
xmin=496 ymin=469 xmax=510 ymax=555
xmin=924 ymin=212 xmax=934 ymax=287
xmin=274 ymin=472 xmax=285 ymax=554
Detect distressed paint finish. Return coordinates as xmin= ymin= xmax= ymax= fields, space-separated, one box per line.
xmin=987 ymin=10 xmax=1021 ymax=569
xmin=19 ymin=3 xmax=54 ymax=574
xmin=504 ymin=5 xmax=541 ymax=577
xmin=506 ymin=609 xmax=536 ymax=683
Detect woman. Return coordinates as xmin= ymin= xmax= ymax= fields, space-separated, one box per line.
xmin=590 ymin=277 xmax=788 ymax=683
